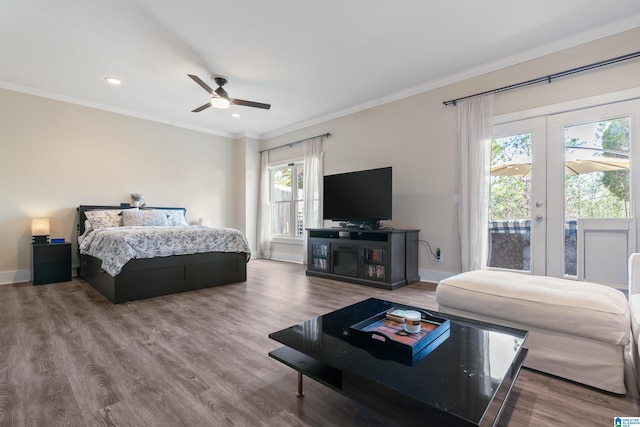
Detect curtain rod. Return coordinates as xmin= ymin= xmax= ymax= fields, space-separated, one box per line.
xmin=259 ymin=132 xmax=331 ymax=153
xmin=443 ymin=50 xmax=640 ymax=106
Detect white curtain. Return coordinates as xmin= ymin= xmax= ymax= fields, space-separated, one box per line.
xmin=302 ymin=137 xmax=324 ymax=264
xmin=457 ymin=94 xmax=494 ymax=271
xmin=257 ymin=150 xmax=272 ymax=259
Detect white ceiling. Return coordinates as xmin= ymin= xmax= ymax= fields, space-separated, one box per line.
xmin=2 ymin=0 xmax=640 ymax=139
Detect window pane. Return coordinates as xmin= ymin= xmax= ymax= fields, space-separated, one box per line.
xmin=270 ymin=163 xmax=305 ymax=238
xmin=295 ymin=200 xmax=304 ymax=237
xmin=488 ymin=133 xmax=532 ymax=271
xmin=271 ymin=202 xmax=290 ymax=235
xmin=297 ymin=166 xmax=304 ymax=200
xmin=272 ymin=168 xmax=292 ymax=202
xmin=564 ymin=117 xmax=630 ymax=219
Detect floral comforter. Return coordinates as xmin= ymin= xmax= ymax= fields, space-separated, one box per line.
xmin=79 ymin=226 xmax=251 ymax=276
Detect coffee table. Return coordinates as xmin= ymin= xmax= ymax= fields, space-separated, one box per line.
xmin=269 ymin=298 xmax=527 ymax=427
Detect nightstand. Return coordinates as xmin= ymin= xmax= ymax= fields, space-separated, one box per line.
xmin=31 ymin=242 xmax=72 ymax=285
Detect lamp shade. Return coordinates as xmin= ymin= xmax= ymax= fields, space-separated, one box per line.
xmin=32 ymin=218 xmax=50 ymax=236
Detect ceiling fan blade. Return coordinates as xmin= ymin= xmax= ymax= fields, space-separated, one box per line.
xmin=231 ymin=98 xmax=271 ymax=110
xmin=188 ymin=74 xmax=214 ymax=94
xmin=191 ymin=102 xmax=211 ymax=113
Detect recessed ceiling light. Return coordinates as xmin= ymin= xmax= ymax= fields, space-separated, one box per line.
xmin=105 ymin=76 xmax=122 ymax=85
xmin=232 ymin=113 xmax=241 ymax=118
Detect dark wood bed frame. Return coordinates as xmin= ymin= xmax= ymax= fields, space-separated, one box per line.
xmin=77 ymin=205 xmax=248 ymax=304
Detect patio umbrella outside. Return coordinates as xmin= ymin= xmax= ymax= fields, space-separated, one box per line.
xmin=490 ymin=158 xmax=629 ymax=177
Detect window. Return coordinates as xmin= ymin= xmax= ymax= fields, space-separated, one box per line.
xmin=270 ymin=162 xmax=304 ymax=238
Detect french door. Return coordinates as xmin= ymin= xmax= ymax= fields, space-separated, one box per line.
xmin=489 ymin=100 xmax=638 ymax=286
xmin=490 ymin=117 xmax=547 ymax=275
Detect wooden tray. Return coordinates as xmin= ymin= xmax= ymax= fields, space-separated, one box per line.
xmin=349 ymin=308 xmax=450 ymax=360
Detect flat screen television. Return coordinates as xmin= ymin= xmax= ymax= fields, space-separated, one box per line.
xmin=323 ymin=166 xmax=392 ymax=229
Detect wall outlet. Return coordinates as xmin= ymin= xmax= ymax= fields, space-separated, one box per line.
xmin=436 ymin=248 xmax=442 ymax=263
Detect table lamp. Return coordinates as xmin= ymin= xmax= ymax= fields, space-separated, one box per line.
xmin=32 ymin=218 xmax=50 ymax=244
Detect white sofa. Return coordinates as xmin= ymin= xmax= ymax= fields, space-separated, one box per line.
xmin=436 ymin=269 xmax=630 ymax=394
xmin=629 ymin=253 xmax=640 ymax=391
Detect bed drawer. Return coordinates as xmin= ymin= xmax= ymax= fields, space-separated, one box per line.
xmin=79 ymin=252 xmax=247 ymax=303
xmin=186 ymin=258 xmax=245 ymax=285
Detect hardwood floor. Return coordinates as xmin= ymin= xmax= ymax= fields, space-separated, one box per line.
xmin=1 ymin=259 xmax=639 ymax=426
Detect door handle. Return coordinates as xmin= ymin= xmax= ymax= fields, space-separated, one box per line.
xmin=535 ymin=215 xmax=544 ymax=222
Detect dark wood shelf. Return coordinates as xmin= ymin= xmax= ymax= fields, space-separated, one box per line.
xmin=269 ymin=346 xmax=343 ymax=391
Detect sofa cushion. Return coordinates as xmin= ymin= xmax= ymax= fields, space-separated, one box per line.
xmin=437 ymin=270 xmax=630 ymax=346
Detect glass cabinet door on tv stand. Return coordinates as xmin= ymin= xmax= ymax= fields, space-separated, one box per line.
xmin=361 ymin=245 xmax=388 ymax=281
xmin=308 ymin=239 xmax=330 ymax=272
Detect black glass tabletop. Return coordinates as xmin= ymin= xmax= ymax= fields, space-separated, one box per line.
xmin=269 ymin=298 xmax=527 ymax=427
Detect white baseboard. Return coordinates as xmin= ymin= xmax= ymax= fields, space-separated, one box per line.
xmin=268 ymin=251 xmax=303 ymax=264
xmin=0 ymin=267 xmax=79 ymax=285
xmin=0 ymin=269 xmax=30 ymax=285
xmin=418 ymin=267 xmax=457 ymax=285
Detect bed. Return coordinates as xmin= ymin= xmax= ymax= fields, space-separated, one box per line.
xmin=77 ymin=205 xmax=250 ymax=303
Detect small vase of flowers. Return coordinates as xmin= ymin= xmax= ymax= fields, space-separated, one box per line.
xmin=131 ymin=193 xmax=143 ymax=207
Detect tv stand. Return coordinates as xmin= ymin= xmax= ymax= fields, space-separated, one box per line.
xmin=306 ymin=228 xmax=419 ymax=290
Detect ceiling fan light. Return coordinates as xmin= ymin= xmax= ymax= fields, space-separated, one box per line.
xmin=211 ymin=97 xmax=230 ymax=109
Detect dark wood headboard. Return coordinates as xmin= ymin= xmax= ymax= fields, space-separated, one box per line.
xmin=77 ymin=205 xmax=187 ymax=235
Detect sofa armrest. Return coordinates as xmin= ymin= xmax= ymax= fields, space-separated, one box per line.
xmin=629 ymin=253 xmax=640 ymax=296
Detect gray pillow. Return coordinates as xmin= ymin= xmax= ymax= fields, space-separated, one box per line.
xmin=85 ymin=209 xmax=122 ymax=229
xmin=122 ymin=209 xmax=168 ymax=226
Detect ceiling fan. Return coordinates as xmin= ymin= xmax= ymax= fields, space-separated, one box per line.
xmin=188 ymin=74 xmax=271 ymax=112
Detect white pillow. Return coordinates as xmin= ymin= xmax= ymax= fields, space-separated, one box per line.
xmin=85 ymin=210 xmax=122 ymax=229
xmin=155 ymin=209 xmax=189 ymax=227
xmin=122 ymin=209 xmax=168 ymax=226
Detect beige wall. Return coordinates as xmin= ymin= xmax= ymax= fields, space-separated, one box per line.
xmin=0 ymin=89 xmax=238 ymax=283
xmin=262 ymin=27 xmax=640 ymax=281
